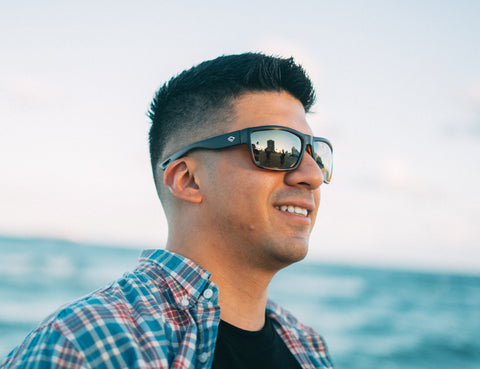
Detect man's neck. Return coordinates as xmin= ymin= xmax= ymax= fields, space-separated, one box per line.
xmin=166 ymin=240 xmax=276 ymax=331
xmin=209 ymin=264 xmax=273 ymax=331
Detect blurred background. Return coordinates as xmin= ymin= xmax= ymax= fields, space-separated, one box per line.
xmin=1 ymin=1 xmax=479 ymax=368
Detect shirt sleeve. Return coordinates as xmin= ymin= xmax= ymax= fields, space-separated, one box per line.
xmin=2 ymin=324 xmax=90 ymax=369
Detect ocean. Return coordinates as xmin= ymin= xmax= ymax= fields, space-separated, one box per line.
xmin=0 ymin=235 xmax=479 ymax=368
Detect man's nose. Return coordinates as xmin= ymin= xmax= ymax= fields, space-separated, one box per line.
xmin=284 ymin=149 xmax=323 ymax=189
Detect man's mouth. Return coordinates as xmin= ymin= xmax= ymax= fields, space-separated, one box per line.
xmin=274 ymin=205 xmax=309 ymax=217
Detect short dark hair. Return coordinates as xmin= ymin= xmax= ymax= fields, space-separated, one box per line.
xmin=147 ymin=52 xmax=316 ymax=175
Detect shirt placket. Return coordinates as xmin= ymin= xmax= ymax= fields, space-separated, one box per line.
xmin=190 ymin=283 xmax=220 ymax=368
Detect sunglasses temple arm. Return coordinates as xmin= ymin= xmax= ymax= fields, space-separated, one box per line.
xmin=159 ymin=131 xmax=245 ymax=170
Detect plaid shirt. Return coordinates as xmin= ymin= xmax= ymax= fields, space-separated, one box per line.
xmin=2 ymin=249 xmax=334 ymax=369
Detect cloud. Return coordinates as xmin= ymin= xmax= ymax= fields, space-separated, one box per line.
xmin=377 ymin=157 xmax=433 ymax=197
xmin=467 ymin=83 xmax=480 ymax=104
xmin=2 ymin=75 xmax=57 ymax=106
xmin=443 ymin=82 xmax=480 ymax=138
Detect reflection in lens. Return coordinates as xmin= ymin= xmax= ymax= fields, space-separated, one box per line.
xmin=250 ymin=130 xmax=302 ymax=169
xmin=314 ymin=141 xmax=333 ymax=183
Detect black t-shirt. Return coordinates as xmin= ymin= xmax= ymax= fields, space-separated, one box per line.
xmin=211 ymin=315 xmax=303 ymax=369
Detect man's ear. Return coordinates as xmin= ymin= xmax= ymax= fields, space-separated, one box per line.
xmin=163 ymin=159 xmax=203 ymax=204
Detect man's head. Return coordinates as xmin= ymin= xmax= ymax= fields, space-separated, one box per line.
xmin=147 ymin=53 xmax=330 ymax=270
xmin=148 ymin=53 xmax=316 ymax=200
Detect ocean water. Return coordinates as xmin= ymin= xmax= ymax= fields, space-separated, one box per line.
xmin=0 ymin=236 xmax=479 ymax=368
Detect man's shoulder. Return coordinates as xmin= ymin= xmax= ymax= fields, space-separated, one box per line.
xmin=266 ymin=299 xmax=317 ymax=336
xmin=25 ymin=272 xmax=149 ymax=340
xmin=49 ymin=266 xmax=174 ymax=331
xmin=266 ymin=299 xmax=334 ymax=368
xmin=2 ymin=267 xmax=176 ymax=368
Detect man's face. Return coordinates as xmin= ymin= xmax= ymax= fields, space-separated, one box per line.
xmin=199 ymin=91 xmax=324 ymax=271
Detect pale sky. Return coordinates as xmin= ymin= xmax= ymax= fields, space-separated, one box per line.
xmin=1 ymin=0 xmax=479 ymax=273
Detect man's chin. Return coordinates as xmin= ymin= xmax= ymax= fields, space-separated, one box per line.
xmin=270 ymin=242 xmax=309 ymax=270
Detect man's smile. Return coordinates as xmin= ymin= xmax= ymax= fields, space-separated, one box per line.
xmin=274 ymin=205 xmax=309 ymax=217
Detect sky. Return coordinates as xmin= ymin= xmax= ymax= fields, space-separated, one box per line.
xmin=1 ymin=0 xmax=479 ymax=274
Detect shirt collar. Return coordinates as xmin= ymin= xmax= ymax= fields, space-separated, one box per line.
xmin=138 ymin=249 xmax=215 ymax=309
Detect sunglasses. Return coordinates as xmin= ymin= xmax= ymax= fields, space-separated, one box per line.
xmin=160 ymin=125 xmax=333 ymax=184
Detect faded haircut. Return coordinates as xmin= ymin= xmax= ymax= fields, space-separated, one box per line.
xmin=147 ymin=52 xmax=316 ymax=182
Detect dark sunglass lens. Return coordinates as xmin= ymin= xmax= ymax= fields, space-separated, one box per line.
xmin=250 ymin=130 xmax=302 ymax=169
xmin=314 ymin=141 xmax=333 ymax=183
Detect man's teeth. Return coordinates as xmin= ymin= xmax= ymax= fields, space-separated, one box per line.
xmin=275 ymin=205 xmax=308 ymax=217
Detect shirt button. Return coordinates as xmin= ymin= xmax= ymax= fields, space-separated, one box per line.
xmin=180 ymin=298 xmax=189 ymax=307
xmin=203 ymin=288 xmax=214 ymax=299
xmin=199 ymin=352 xmax=209 ymax=363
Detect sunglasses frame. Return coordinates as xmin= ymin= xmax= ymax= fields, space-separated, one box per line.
xmin=159 ymin=125 xmax=333 ymax=183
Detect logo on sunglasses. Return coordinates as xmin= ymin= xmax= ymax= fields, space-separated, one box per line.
xmin=227 ymin=136 xmax=236 ymax=142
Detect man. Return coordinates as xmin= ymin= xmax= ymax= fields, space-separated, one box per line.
xmin=2 ymin=53 xmax=335 ymax=368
